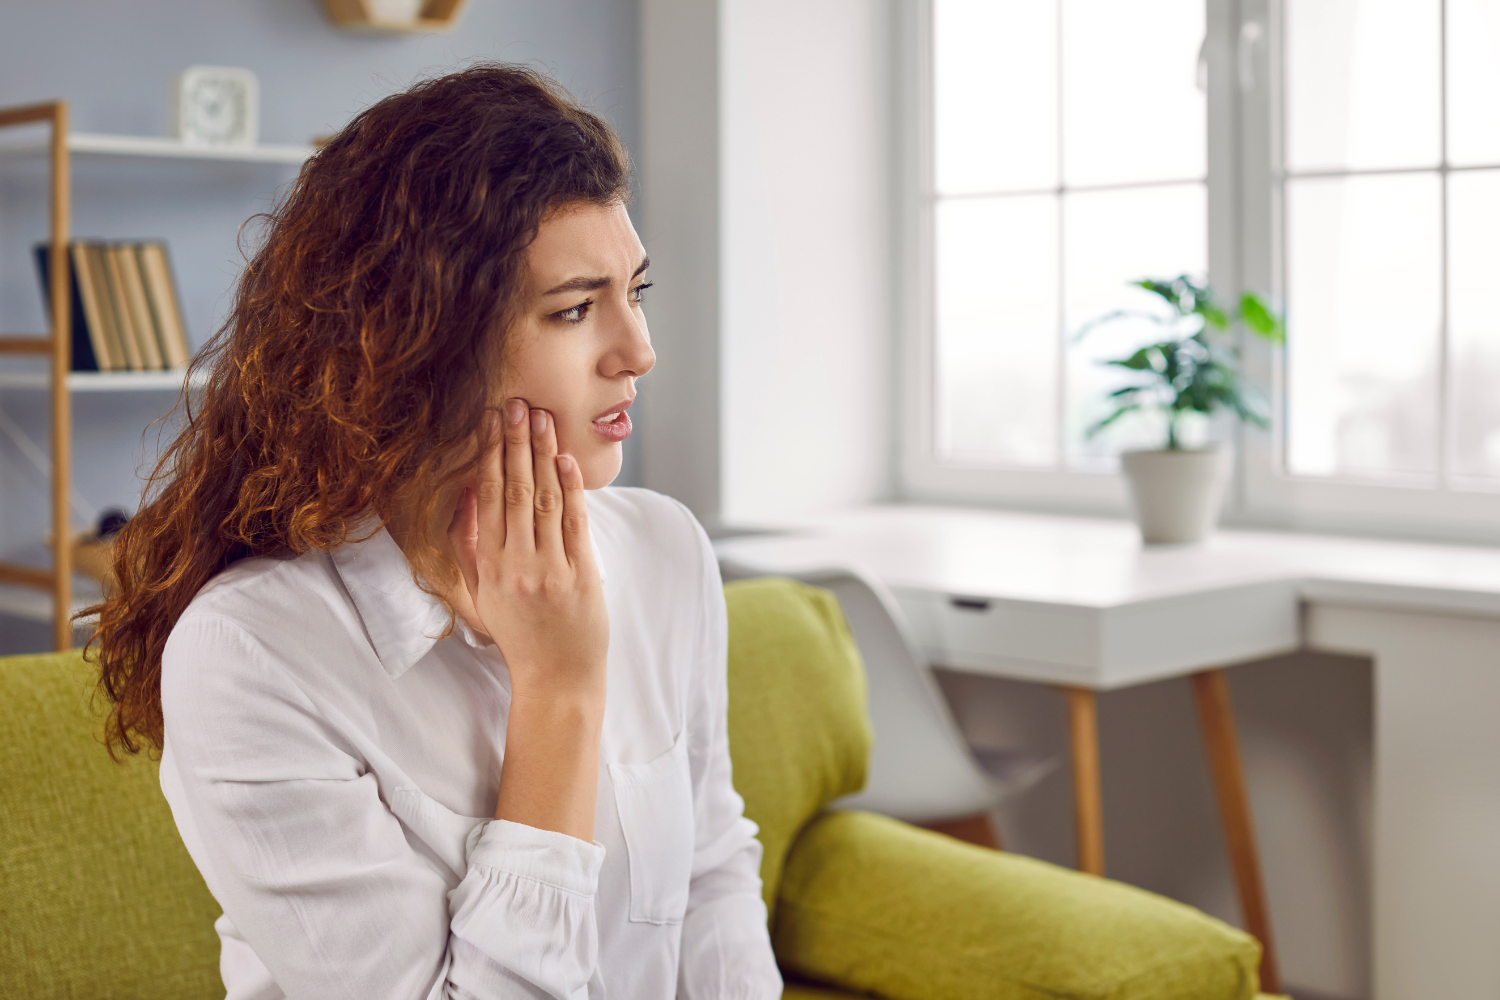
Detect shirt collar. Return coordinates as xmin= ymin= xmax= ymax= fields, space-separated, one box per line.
xmin=330 ymin=525 xmax=455 ymax=680
xmin=328 ymin=519 xmax=609 ymax=681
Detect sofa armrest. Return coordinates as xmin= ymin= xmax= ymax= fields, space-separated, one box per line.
xmin=772 ymin=810 xmax=1261 ymax=1000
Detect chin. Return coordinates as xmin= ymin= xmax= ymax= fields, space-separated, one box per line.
xmin=581 ymin=445 xmax=623 ymax=490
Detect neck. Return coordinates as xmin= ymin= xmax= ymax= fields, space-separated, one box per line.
xmin=385 ymin=486 xmax=493 ymax=644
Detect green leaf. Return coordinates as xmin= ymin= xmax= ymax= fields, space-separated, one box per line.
xmin=1135 ymin=276 xmax=1195 ymax=317
xmin=1104 ymin=346 xmax=1162 ymax=371
xmin=1084 ymin=404 xmax=1141 ymax=439
xmin=1198 ymin=303 xmax=1230 ymax=330
xmin=1239 ymin=292 xmax=1285 ymax=343
xmin=1133 ymin=278 xmax=1178 ymax=305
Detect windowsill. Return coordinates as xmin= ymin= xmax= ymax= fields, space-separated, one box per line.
xmin=901 ymin=453 xmax=1500 ymax=548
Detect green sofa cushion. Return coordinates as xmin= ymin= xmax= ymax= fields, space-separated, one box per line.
xmin=725 ymin=578 xmax=873 ymax=912
xmin=784 ymin=983 xmax=869 ymax=999
xmin=775 ymin=810 xmax=1263 ymax=1000
xmin=0 ymin=650 xmax=222 ymax=1000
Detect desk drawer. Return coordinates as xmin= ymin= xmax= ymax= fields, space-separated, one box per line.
xmin=892 ymin=588 xmax=1101 ymax=678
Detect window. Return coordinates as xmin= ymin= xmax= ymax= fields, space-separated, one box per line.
xmin=907 ymin=0 xmax=1213 ymax=505
xmin=907 ymin=0 xmax=1500 ymax=538
xmin=1281 ymin=0 xmax=1500 ymax=490
xmin=933 ymin=0 xmax=1212 ymax=471
xmin=1241 ymin=0 xmax=1500 ymax=537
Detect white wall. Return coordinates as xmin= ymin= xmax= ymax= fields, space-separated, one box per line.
xmin=719 ymin=0 xmax=893 ymax=524
xmin=637 ymin=0 xmax=723 ymax=523
xmin=637 ymin=0 xmax=895 ymax=529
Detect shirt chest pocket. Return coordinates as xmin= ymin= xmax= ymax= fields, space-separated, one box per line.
xmin=609 ymin=732 xmax=695 ymax=925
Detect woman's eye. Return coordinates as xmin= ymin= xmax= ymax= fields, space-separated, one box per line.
xmin=555 ymin=301 xmax=592 ymax=323
xmin=630 ymin=281 xmax=654 ymax=304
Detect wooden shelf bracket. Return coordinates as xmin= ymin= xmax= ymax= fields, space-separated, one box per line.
xmin=0 ymin=100 xmax=72 ymax=650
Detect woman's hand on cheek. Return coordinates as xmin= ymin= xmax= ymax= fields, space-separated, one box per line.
xmin=448 ymin=397 xmax=609 ymax=705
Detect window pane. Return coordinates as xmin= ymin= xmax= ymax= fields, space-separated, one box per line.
xmin=935 ymin=195 xmax=1060 ymax=464
xmin=1060 ymin=0 xmax=1205 ymax=187
xmin=1449 ymin=170 xmax=1500 ymax=485
xmin=934 ymin=0 xmax=1058 ymax=195
xmin=1285 ymin=174 xmax=1441 ymax=480
xmin=1285 ymin=0 xmax=1441 ymax=172
xmin=1448 ymin=0 xmax=1500 ymax=167
xmin=1062 ymin=183 xmax=1206 ymax=467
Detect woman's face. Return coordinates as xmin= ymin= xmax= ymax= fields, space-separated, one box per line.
xmin=500 ymin=201 xmax=655 ymax=489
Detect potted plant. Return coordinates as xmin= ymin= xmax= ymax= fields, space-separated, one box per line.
xmin=1078 ymin=275 xmax=1284 ymax=544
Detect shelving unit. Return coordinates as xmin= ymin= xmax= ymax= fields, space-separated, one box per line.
xmin=0 ymin=100 xmax=313 ymax=649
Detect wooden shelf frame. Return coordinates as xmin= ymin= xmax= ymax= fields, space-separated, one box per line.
xmin=0 ymin=100 xmax=71 ymax=650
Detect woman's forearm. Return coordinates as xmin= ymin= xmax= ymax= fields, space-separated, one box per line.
xmin=440 ymin=401 xmax=610 ymax=844
xmin=495 ymin=688 xmax=605 ymax=842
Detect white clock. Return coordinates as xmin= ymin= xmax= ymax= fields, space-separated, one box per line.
xmin=172 ymin=66 xmax=259 ymax=147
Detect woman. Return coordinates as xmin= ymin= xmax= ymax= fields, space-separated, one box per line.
xmin=92 ymin=65 xmax=782 ymax=1000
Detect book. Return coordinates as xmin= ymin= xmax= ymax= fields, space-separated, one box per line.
xmin=84 ymin=243 xmax=130 ymax=371
xmin=100 ymin=245 xmax=144 ymax=371
xmin=69 ymin=243 xmax=115 ymax=370
xmin=31 ymin=243 xmax=101 ymax=371
xmin=113 ymin=244 xmax=164 ymax=370
xmin=137 ymin=242 xmax=190 ymax=369
xmin=33 ymin=240 xmax=191 ymax=372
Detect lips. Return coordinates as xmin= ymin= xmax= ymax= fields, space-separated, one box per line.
xmin=591 ymin=398 xmax=634 ymax=442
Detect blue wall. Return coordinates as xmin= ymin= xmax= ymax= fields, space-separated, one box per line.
xmin=0 ymin=0 xmax=640 ymax=649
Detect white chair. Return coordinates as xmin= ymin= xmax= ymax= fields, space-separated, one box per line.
xmin=718 ymin=557 xmax=1054 ymax=844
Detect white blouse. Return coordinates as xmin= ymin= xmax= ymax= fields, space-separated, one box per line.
xmin=158 ymin=487 xmax=783 ymax=1000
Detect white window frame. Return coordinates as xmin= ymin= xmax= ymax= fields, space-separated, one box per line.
xmin=1237 ymin=0 xmax=1500 ymax=543
xmin=900 ymin=0 xmax=1500 ymax=544
xmin=897 ymin=0 xmax=1228 ymax=516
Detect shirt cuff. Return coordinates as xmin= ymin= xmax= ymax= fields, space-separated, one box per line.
xmin=465 ymin=818 xmax=606 ymax=897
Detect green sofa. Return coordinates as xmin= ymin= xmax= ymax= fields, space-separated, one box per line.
xmin=0 ymin=577 xmax=1268 ymax=999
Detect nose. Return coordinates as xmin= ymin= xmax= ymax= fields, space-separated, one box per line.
xmin=600 ymin=299 xmax=656 ymax=380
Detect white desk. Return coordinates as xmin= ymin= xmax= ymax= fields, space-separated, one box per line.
xmin=715 ymin=505 xmax=1500 ymax=1000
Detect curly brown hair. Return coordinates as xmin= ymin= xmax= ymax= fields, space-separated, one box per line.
xmin=86 ymin=64 xmax=631 ymax=756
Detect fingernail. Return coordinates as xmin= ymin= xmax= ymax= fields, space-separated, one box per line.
xmin=531 ymin=409 xmax=547 ymax=434
xmin=484 ymin=411 xmax=499 ymax=438
xmin=557 ymin=454 xmax=575 ymax=475
xmin=506 ymin=399 xmax=526 ymax=425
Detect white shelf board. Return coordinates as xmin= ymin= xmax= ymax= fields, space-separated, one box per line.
xmin=0 ymin=132 xmax=313 ymax=164
xmin=0 ymin=369 xmax=207 ymax=391
xmin=72 ymin=132 xmax=313 ymax=163
xmin=0 ymin=577 xmax=101 ymax=623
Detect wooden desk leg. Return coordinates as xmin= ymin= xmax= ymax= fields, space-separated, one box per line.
xmin=1191 ymin=668 xmax=1281 ymax=995
xmin=1060 ymin=685 xmax=1105 ymax=876
xmin=923 ymin=813 xmax=1004 ymax=851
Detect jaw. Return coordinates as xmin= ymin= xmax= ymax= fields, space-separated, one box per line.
xmin=580 ymin=442 xmax=623 ymax=489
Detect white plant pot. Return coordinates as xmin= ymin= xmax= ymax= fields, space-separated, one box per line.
xmin=1119 ymin=448 xmax=1231 ymax=545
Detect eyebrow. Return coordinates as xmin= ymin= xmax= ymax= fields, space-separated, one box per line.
xmin=542 ymin=256 xmax=650 ymax=297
